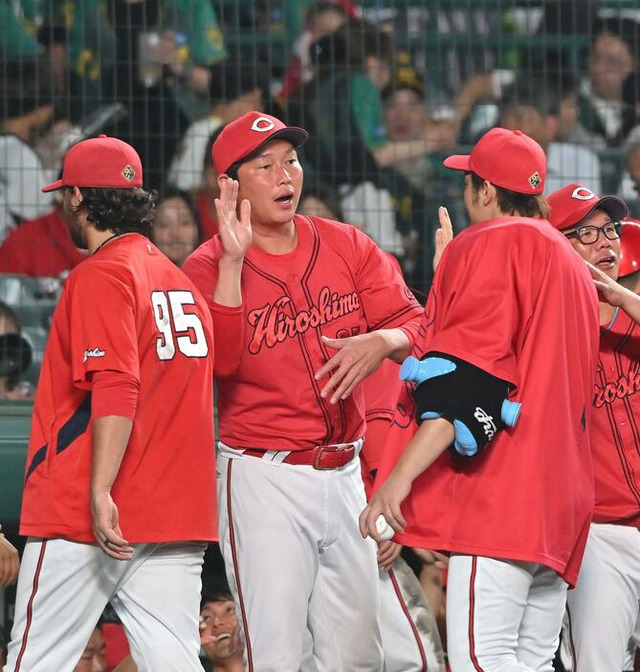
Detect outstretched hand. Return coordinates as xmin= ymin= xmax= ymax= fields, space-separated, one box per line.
xmin=433 ymin=206 xmax=454 ymax=273
xmin=215 ymin=178 xmax=252 ymax=263
xmin=315 ymin=332 xmax=391 ymax=404
xmin=92 ymin=491 xmax=133 ymax=561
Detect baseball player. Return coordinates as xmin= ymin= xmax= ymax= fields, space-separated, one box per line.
xmin=182 ymin=110 xmax=424 ymax=671
xmin=360 ymin=128 xmax=600 ymax=672
xmin=4 ymin=136 xmax=219 ymax=672
xmin=361 ymin=361 xmax=445 ymax=672
xmin=547 ymin=183 xmax=640 ymax=672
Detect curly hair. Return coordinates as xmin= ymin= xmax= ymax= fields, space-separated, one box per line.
xmin=74 ymin=187 xmax=157 ymax=237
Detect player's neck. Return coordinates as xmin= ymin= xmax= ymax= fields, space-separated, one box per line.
xmin=599 ymin=301 xmax=617 ymax=327
xmin=252 ymin=219 xmax=297 ymax=255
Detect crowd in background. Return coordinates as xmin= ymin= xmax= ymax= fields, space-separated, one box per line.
xmin=1 ymin=1 xmax=640 ymax=670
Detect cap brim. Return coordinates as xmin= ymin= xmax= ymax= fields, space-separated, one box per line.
xmin=443 ymin=155 xmax=471 ymax=171
xmin=595 ymin=195 xmax=628 ymax=223
xmin=259 ymin=127 xmax=309 ymax=153
xmin=42 ymin=179 xmax=65 ymax=193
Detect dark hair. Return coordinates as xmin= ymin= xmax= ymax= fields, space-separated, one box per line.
xmin=156 ymin=185 xmax=202 ymax=243
xmin=500 ymin=75 xmax=561 ymax=118
xmin=0 ymin=60 xmax=52 ymax=121
xmin=201 ymin=588 xmax=234 ymax=608
xmin=470 ymin=172 xmax=549 ymax=219
xmin=591 ymin=16 xmax=639 ymax=61
xmin=208 ymin=59 xmax=267 ymax=106
xmin=74 ymin=187 xmax=156 ymax=237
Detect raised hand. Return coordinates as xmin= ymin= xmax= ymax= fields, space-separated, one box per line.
xmin=215 ymin=177 xmax=252 ymax=263
xmin=433 ymin=206 xmax=454 ymax=273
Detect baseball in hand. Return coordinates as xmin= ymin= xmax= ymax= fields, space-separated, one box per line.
xmin=375 ymin=515 xmax=395 ymax=541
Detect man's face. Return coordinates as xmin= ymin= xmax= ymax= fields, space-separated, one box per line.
xmin=564 ymin=208 xmax=621 ymax=280
xmin=589 ymin=33 xmax=634 ymax=101
xmin=235 ymin=139 xmax=304 ymax=229
xmin=200 ymin=599 xmax=243 ymax=663
xmin=61 ymin=187 xmax=87 ymax=249
xmin=73 ymin=628 xmax=106 ymax=672
xmin=384 ymin=89 xmax=427 ymax=142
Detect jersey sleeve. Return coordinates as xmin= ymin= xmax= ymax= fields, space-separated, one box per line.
xmin=67 ymin=264 xmax=140 ymax=388
xmin=351 ymin=228 xmax=423 ymax=333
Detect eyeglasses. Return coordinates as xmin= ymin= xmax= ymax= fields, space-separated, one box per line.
xmin=564 ymin=221 xmax=621 ymax=245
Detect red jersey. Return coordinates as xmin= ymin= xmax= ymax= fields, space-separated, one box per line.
xmin=591 ymin=308 xmax=640 ymax=526
xmin=20 ymin=234 xmax=217 ymax=544
xmin=376 ymin=217 xmax=600 ymax=586
xmin=183 ymin=214 xmax=422 ymax=451
xmin=0 ymin=209 xmax=86 ymax=276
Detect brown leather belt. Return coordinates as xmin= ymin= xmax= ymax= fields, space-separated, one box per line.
xmin=242 ymin=444 xmax=357 ymax=470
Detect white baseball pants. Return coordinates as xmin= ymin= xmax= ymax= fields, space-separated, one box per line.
xmin=379 ymin=556 xmax=445 ymax=672
xmin=217 ymin=445 xmax=384 ymax=672
xmin=4 ymin=538 xmax=206 ymax=672
xmin=564 ymin=523 xmax=640 ymax=672
xmin=446 ymin=555 xmax=567 ymax=672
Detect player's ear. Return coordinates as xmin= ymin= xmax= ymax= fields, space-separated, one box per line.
xmin=72 ymin=186 xmax=84 ymax=207
xmin=481 ymin=179 xmax=495 ymax=206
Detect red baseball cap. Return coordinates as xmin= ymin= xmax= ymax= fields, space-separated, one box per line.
xmin=42 ymin=134 xmax=143 ymax=192
xmin=619 ymin=219 xmax=640 ymax=278
xmin=547 ymin=183 xmax=628 ymax=231
xmin=443 ymin=127 xmax=547 ymax=195
xmin=212 ymin=111 xmax=309 ymax=175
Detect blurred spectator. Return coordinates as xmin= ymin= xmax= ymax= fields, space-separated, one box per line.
xmin=567 ymin=16 xmax=639 ymax=148
xmin=622 ymin=70 xmax=640 ymax=146
xmin=298 ymin=183 xmax=343 ymax=220
xmin=0 ymin=60 xmax=56 ymax=240
xmin=58 ymin=0 xmax=227 ymax=190
xmin=169 ymin=60 xmax=265 ymax=191
xmin=152 ymin=187 xmax=201 ymax=267
xmin=279 ymin=1 xmax=349 ymax=102
xmin=499 ymin=75 xmax=602 ymax=194
xmin=0 ymin=301 xmax=33 ymax=400
xmin=0 ymin=197 xmax=87 ymax=278
xmin=199 ymin=589 xmax=245 ymax=672
xmin=382 ymin=59 xmax=456 ymax=191
xmin=619 ymin=143 xmax=640 ymax=214
xmin=192 ymin=126 xmax=226 ymax=240
xmin=73 ymin=626 xmax=106 ymax=672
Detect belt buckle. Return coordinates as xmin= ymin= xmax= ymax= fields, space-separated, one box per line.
xmin=314 ymin=445 xmax=334 ymax=470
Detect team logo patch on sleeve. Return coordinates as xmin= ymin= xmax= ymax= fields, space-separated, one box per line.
xmin=84 ymin=347 xmax=106 ymax=363
xmin=528 ymin=171 xmax=542 ymax=189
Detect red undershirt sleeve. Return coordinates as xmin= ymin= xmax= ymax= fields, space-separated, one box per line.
xmin=91 ymin=370 xmax=140 ymax=420
xmin=210 ymin=301 xmax=245 ymax=377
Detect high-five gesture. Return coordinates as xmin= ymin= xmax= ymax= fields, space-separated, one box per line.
xmin=433 ymin=206 xmax=454 ymax=273
xmin=215 ymin=177 xmax=252 ymax=263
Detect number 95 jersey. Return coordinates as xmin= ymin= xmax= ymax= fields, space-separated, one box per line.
xmin=20 ymin=234 xmax=217 ymax=544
